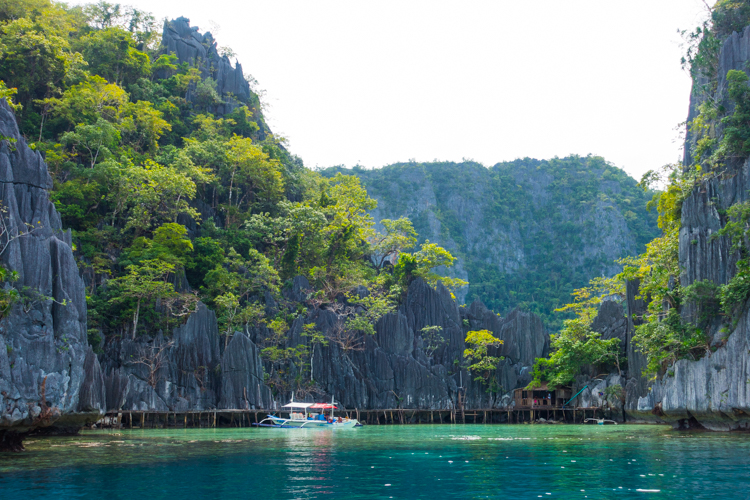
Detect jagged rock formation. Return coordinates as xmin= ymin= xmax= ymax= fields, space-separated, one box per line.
xmin=623 ymin=24 xmax=750 ymax=431
xmin=0 ymin=101 xmax=104 ymax=449
xmin=160 ymin=16 xmax=270 ymax=137
xmin=100 ymin=276 xmax=548 ymax=413
xmin=101 ymin=302 xmax=271 ymax=412
xmin=284 ymin=277 xmax=548 ymax=410
xmin=568 ymin=287 xmax=646 ymax=422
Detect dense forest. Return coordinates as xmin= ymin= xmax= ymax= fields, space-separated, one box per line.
xmin=0 ymin=0 xmax=464 ymax=371
xmin=531 ymin=0 xmax=750 ymax=388
xmin=327 ymin=156 xmax=659 ymax=329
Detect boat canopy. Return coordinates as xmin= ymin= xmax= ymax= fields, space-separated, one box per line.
xmin=282 ymin=402 xmax=314 ymax=408
xmin=309 ymin=403 xmax=337 ymax=409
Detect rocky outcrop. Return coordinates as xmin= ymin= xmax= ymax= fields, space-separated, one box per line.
xmin=101 ymin=302 xmax=272 ymax=412
xmin=160 ymin=17 xmax=269 ymax=136
xmin=100 ymin=274 xmax=549 ymax=414
xmin=299 ymin=279 xmax=549 ymax=410
xmin=608 ymin=24 xmax=750 ymax=429
xmin=0 ymin=101 xmax=103 ymax=448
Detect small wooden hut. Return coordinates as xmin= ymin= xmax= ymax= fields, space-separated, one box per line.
xmin=513 ymin=383 xmax=571 ymax=409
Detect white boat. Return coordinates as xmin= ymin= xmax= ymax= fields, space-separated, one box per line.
xmin=255 ymin=395 xmax=360 ymax=429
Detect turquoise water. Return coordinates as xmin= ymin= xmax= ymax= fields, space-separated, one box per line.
xmin=1 ymin=424 xmax=749 ymax=499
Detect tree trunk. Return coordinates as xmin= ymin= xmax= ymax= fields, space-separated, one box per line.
xmin=228 ymin=170 xmax=235 ymax=208
xmin=310 ymin=343 xmax=315 ymax=382
xmin=133 ymin=298 xmax=142 ymax=340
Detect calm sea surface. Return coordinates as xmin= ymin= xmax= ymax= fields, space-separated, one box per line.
xmin=1 ymin=424 xmax=749 ymax=499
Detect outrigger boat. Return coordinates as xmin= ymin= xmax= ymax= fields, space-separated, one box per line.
xmin=254 ymin=395 xmax=360 ymax=429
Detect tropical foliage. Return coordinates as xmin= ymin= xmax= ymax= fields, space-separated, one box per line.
xmin=0 ymin=0 xmax=465 ymax=395
xmin=534 ymin=0 xmax=750 ymax=385
xmin=327 ymin=156 xmax=659 ymax=329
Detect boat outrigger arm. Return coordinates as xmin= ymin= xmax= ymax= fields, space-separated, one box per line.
xmin=563 ymin=385 xmax=588 ymax=407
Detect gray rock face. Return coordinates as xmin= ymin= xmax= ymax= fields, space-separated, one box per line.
xmin=220 ymin=332 xmax=272 ymax=409
xmin=591 ymin=300 xmax=627 ymax=348
xmin=101 ymin=302 xmax=271 ymax=411
xmin=685 ymin=25 xmax=750 ymax=165
xmin=295 ymin=279 xmax=549 ymax=410
xmin=0 ymin=101 xmax=103 ymax=444
xmin=618 ymin=24 xmax=750 ymax=429
xmin=160 ymin=17 xmax=267 ymax=131
xmin=633 ymin=307 xmax=750 ymax=430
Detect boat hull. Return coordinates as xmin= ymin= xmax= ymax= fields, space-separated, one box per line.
xmin=265 ymin=416 xmax=359 ymax=429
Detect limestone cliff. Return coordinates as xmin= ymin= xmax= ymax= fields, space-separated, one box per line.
xmin=101 ymin=302 xmax=271 ymax=412
xmin=100 ymin=276 xmax=547 ymax=413
xmin=577 ymin=24 xmax=750 ymax=430
xmin=160 ymin=17 xmax=270 ymax=137
xmin=0 ymin=101 xmax=104 ymax=450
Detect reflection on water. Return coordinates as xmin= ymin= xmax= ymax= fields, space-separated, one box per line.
xmin=2 ymin=425 xmax=750 ymax=499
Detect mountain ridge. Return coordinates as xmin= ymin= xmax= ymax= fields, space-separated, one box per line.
xmin=325 ymin=155 xmax=659 ymax=327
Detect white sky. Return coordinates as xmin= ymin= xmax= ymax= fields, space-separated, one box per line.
xmin=99 ymin=0 xmax=714 ymax=179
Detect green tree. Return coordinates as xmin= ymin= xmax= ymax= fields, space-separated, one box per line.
xmin=0 ymin=81 xmax=21 ymax=111
xmin=531 ymin=315 xmax=620 ymax=388
xmin=215 ymin=292 xmax=240 ymax=347
xmin=369 ymin=217 xmax=417 ymax=270
xmin=0 ymin=14 xmax=85 ymax=133
xmin=83 ymin=1 xmax=123 ymax=29
xmin=463 ymin=329 xmax=503 ymax=385
xmin=119 ymin=160 xmax=201 ymax=233
xmin=76 ymin=27 xmax=151 ymax=86
xmin=60 ymin=118 xmax=120 ymax=167
xmin=223 ymin=135 xmax=284 ymax=220
xmin=118 ymin=100 xmax=171 ymax=153
xmin=45 ymin=75 xmax=128 ymax=126
xmin=110 ymin=258 xmax=176 ymax=339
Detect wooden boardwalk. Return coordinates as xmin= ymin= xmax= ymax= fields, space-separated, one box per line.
xmin=97 ymin=406 xmax=605 ymax=429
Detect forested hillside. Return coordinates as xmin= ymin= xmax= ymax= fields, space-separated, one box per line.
xmin=326 ymin=158 xmax=659 ymax=328
xmin=0 ymin=0 xmax=462 ymax=355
